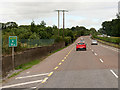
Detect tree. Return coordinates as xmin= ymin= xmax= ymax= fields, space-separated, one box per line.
xmin=5 ymin=22 xmax=18 ymax=29
xmin=40 ymin=21 xmax=46 ymax=27
xmin=30 ymin=21 xmax=36 ymax=33
xmin=116 ymin=13 xmax=120 ymax=19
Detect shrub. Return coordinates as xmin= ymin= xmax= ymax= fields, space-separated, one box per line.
xmin=64 ymin=36 xmax=71 ymax=46
xmin=54 ymin=36 xmax=64 ymax=43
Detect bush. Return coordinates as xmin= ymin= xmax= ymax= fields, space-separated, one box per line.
xmin=55 ymin=36 xmax=64 ymax=43
xmin=92 ymin=35 xmax=120 ymax=44
xmin=64 ymin=36 xmax=71 ymax=46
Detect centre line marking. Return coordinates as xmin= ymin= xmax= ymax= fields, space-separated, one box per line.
xmin=15 ymin=73 xmax=49 ymax=79
xmin=2 ymin=80 xmax=43 ymax=88
xmin=54 ymin=66 xmax=58 ymax=70
xmin=41 ymin=77 xmax=49 ymax=83
xmin=110 ymin=70 xmax=118 ymax=78
xmin=48 ymin=72 xmax=53 ymax=77
xmin=62 ymin=60 xmax=64 ymax=62
xmin=64 ymin=57 xmax=66 ymax=59
xmin=16 ymin=73 xmax=49 ymax=80
xmin=94 ymin=53 xmax=97 ymax=56
xmin=58 ymin=63 xmax=62 ymax=65
xmin=99 ymin=59 xmax=103 ymax=63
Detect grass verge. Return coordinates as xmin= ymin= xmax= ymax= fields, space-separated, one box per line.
xmin=7 ymin=43 xmax=73 ymax=79
xmin=94 ymin=38 xmax=120 ymax=49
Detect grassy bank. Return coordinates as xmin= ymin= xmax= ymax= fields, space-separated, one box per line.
xmin=93 ymin=36 xmax=120 ymax=44
xmin=92 ymin=36 xmax=120 ymax=48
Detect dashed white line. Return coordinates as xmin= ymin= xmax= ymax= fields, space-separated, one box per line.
xmin=110 ymin=70 xmax=118 ymax=78
xmin=94 ymin=53 xmax=97 ymax=56
xmin=16 ymin=73 xmax=49 ymax=79
xmin=92 ymin=50 xmax=94 ymax=52
xmin=99 ymin=59 xmax=103 ymax=63
xmin=1 ymin=80 xmax=43 ymax=88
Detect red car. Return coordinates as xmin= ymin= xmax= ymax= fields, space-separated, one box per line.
xmin=76 ymin=42 xmax=87 ymax=51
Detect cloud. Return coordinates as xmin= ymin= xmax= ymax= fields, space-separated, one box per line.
xmin=0 ymin=0 xmax=119 ymax=30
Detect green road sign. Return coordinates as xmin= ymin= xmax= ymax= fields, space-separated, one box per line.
xmin=9 ymin=36 xmax=17 ymax=47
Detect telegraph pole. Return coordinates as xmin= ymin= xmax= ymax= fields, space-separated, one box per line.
xmin=62 ymin=10 xmax=68 ymax=39
xmin=55 ymin=10 xmax=68 ymax=38
xmin=55 ymin=10 xmax=61 ymax=36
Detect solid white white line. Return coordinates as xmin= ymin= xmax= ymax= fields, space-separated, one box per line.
xmin=94 ymin=53 xmax=97 ymax=56
xmin=100 ymin=45 xmax=118 ymax=52
xmin=1 ymin=80 xmax=43 ymax=88
xmin=110 ymin=70 xmax=118 ymax=78
xmin=99 ymin=59 xmax=103 ymax=63
xmin=16 ymin=73 xmax=49 ymax=79
xmin=31 ymin=87 xmax=36 ymax=89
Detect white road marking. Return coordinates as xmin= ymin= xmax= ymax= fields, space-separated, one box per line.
xmin=31 ymin=87 xmax=36 ymax=89
xmin=92 ymin=50 xmax=94 ymax=52
xmin=100 ymin=44 xmax=119 ymax=52
xmin=94 ymin=53 xmax=97 ymax=56
xmin=99 ymin=59 xmax=103 ymax=63
xmin=26 ymin=72 xmax=30 ymax=74
xmin=16 ymin=73 xmax=49 ymax=79
xmin=41 ymin=77 xmax=48 ymax=83
xmin=110 ymin=70 xmax=118 ymax=78
xmin=1 ymin=80 xmax=43 ymax=88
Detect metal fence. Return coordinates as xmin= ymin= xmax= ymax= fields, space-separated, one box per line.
xmin=19 ymin=39 xmax=55 ymax=48
xmin=2 ymin=39 xmax=55 ymax=55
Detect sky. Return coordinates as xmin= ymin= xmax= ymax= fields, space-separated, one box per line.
xmin=0 ymin=0 xmax=120 ymax=30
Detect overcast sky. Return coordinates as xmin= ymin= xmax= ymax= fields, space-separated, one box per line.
xmin=0 ymin=0 xmax=119 ymax=30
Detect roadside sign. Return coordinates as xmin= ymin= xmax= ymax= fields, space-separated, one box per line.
xmin=9 ymin=36 xmax=17 ymax=47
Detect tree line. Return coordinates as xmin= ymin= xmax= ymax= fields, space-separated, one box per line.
xmin=1 ymin=21 xmax=98 ymax=55
xmin=98 ymin=14 xmax=120 ymax=37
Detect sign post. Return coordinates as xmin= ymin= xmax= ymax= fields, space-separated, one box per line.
xmin=9 ymin=36 xmax=17 ymax=70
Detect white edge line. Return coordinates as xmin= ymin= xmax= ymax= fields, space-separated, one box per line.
xmin=99 ymin=59 xmax=103 ymax=63
xmin=31 ymin=87 xmax=36 ymax=89
xmin=94 ymin=53 xmax=97 ymax=56
xmin=110 ymin=70 xmax=118 ymax=78
xmin=16 ymin=73 xmax=49 ymax=79
xmin=1 ymin=80 xmax=43 ymax=88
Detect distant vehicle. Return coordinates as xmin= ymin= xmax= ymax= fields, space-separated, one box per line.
xmin=80 ymin=40 xmax=85 ymax=43
xmin=80 ymin=38 xmax=84 ymax=40
xmin=76 ymin=42 xmax=86 ymax=51
xmin=91 ymin=40 xmax=98 ymax=45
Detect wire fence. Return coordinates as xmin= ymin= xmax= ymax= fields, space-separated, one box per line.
xmin=2 ymin=39 xmax=55 ymax=55
xmin=20 ymin=39 xmax=55 ymax=48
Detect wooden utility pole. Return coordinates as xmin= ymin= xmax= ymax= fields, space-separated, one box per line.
xmin=62 ymin=10 xmax=68 ymax=39
xmin=55 ymin=10 xmax=68 ymax=38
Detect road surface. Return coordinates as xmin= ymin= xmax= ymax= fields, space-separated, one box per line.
xmin=1 ymin=36 xmax=118 ymax=89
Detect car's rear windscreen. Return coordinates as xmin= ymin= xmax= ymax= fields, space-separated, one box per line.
xmin=78 ymin=43 xmax=84 ymax=45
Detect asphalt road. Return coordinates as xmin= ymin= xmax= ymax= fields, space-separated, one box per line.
xmin=1 ymin=36 xmax=118 ymax=89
